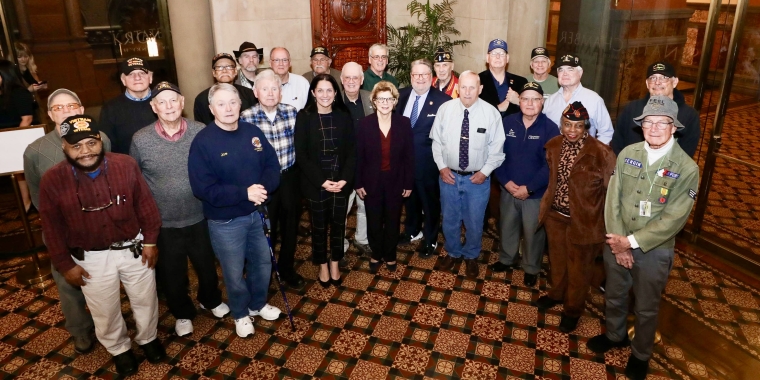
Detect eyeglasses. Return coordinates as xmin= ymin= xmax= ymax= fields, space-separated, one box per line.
xmin=50 ymin=103 xmax=81 ymax=112
xmin=74 ymin=164 xmax=114 ymax=212
xmin=342 ymin=76 xmax=361 ymax=82
xmin=519 ymin=97 xmax=542 ymax=103
xmin=214 ymin=65 xmax=236 ymax=72
xmin=370 ymin=55 xmax=388 ymax=60
xmin=489 ymin=52 xmax=507 ymax=58
xmin=641 ymin=120 xmax=673 ymax=130
xmin=271 ymin=58 xmax=290 ymax=64
xmin=125 ymin=71 xmax=148 ymax=79
xmin=646 ymin=75 xmax=671 ymax=83
xmin=374 ymin=97 xmax=395 ymax=103
xmin=411 ymin=73 xmax=431 ymax=79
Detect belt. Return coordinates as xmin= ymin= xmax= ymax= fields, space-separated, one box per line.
xmin=451 ymin=169 xmax=476 ymax=176
xmin=90 ymin=239 xmax=139 ymax=252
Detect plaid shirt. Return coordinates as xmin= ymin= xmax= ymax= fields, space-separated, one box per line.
xmin=240 ymin=103 xmax=298 ymax=170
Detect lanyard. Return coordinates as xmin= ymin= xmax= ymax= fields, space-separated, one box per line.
xmin=643 ymin=150 xmax=671 ymax=202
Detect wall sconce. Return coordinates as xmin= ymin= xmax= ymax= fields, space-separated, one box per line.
xmin=147 ymin=37 xmax=159 ymax=57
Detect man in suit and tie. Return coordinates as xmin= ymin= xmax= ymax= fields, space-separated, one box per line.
xmin=396 ymin=59 xmax=451 ymax=257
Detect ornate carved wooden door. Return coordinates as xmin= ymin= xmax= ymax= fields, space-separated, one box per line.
xmin=309 ymin=0 xmax=386 ymax=70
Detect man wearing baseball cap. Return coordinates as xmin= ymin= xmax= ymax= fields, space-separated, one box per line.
xmin=492 ymin=82 xmax=559 ymax=287
xmin=543 ymin=54 xmax=614 ymax=144
xmin=23 ymin=89 xmax=112 ymax=355
xmin=130 ymin=82 xmax=229 ymax=337
xmin=611 ymin=61 xmax=700 ymax=156
xmin=38 ymin=115 xmax=164 ymax=376
xmin=529 ymin=47 xmax=559 ymax=98
xmin=194 ymin=52 xmax=258 ymax=124
xmin=588 ymin=95 xmax=699 ymax=380
xmin=234 ymin=41 xmax=264 ymax=89
xmin=478 ymin=38 xmax=528 ymax=117
xmin=303 ymin=46 xmax=341 ymax=84
xmin=99 ymin=56 xmax=157 ymax=154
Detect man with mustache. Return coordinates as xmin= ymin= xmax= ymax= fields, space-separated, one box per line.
xmin=38 ymin=115 xmax=164 ymax=376
xmin=23 ymin=89 xmax=111 ymax=355
xmin=303 ymin=46 xmax=341 ymax=84
xmin=234 ymin=41 xmax=263 ymax=89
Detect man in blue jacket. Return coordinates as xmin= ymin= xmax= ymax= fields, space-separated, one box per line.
xmin=396 ymin=59 xmax=451 ymax=257
xmin=492 ymin=82 xmax=559 ymax=287
xmin=188 ymin=83 xmax=282 ymax=339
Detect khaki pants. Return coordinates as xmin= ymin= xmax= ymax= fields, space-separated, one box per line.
xmin=74 ymin=248 xmax=158 ymax=356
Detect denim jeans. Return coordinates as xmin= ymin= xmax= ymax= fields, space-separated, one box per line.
xmin=439 ymin=173 xmax=491 ymax=259
xmin=207 ymin=211 xmax=272 ymax=319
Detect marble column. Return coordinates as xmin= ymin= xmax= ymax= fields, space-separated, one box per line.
xmin=506 ymin=0 xmax=551 ymax=79
xmin=168 ymin=0 xmax=215 ymax=120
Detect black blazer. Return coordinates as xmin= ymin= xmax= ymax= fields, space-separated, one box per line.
xmin=294 ymin=109 xmax=356 ymax=200
xmin=396 ymin=87 xmax=451 ymax=183
xmin=355 ymin=113 xmax=415 ymax=196
xmin=478 ymin=69 xmax=527 ymax=117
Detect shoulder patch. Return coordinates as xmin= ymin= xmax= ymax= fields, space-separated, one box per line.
xmin=688 ymin=189 xmax=697 ymax=200
xmin=624 ymin=158 xmax=642 ymax=168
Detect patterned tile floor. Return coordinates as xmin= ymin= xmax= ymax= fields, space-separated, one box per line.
xmin=2 ymin=216 xmax=758 ymax=379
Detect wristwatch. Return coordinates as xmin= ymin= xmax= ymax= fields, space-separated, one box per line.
xmin=526 ymin=187 xmax=534 ymax=196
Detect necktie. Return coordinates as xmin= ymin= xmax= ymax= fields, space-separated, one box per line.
xmin=459 ymin=109 xmax=469 ymax=170
xmin=409 ymin=95 xmax=420 ymax=127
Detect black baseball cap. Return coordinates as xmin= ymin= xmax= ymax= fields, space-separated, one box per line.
xmin=150 ymin=81 xmax=181 ymax=100
xmin=519 ymin=82 xmax=544 ymax=96
xmin=60 ymin=115 xmax=101 ymax=144
xmin=647 ymin=61 xmax=676 ymax=77
xmin=531 ymin=47 xmax=549 ymax=60
xmin=120 ymin=57 xmax=149 ymax=75
xmin=557 ymin=54 xmax=581 ymax=68
xmin=310 ymin=46 xmax=330 ymax=58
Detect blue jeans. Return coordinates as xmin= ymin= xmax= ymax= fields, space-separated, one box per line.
xmin=439 ymin=173 xmax=491 ymax=259
xmin=207 ymin=211 xmax=272 ymax=319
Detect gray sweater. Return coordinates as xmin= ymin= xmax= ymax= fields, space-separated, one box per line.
xmin=130 ymin=119 xmax=205 ymax=228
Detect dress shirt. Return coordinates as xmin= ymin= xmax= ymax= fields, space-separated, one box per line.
xmin=155 ymin=119 xmax=187 ymax=142
xmin=240 ymin=103 xmax=298 ymax=170
xmin=543 ymin=84 xmax=614 ymax=144
xmin=402 ymin=89 xmax=429 ymax=124
xmin=38 ymin=153 xmax=161 ymax=273
xmin=124 ymin=89 xmax=151 ymax=101
xmin=430 ymin=98 xmax=505 ymax=176
xmin=280 ymin=73 xmax=310 ymax=111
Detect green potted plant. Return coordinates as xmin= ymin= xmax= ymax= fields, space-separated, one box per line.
xmin=387 ymin=0 xmax=470 ymax=87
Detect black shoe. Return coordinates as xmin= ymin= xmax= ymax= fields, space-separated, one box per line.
xmin=523 ymin=273 xmax=538 ymax=287
xmin=419 ymin=243 xmax=438 ymax=259
xmin=586 ymin=334 xmax=631 ymax=354
xmin=113 ymin=350 xmax=138 ymax=376
xmin=73 ymin=334 xmax=94 ymax=354
xmin=536 ymin=295 xmax=562 ymax=310
xmin=490 ymin=261 xmax=514 ymax=272
xmin=397 ymin=232 xmax=414 ymax=245
xmin=285 ymin=274 xmax=305 ymax=290
xmin=625 ymin=354 xmax=650 ymax=380
xmin=369 ymin=260 xmax=382 ymax=273
xmin=140 ymin=339 xmax=166 ymax=364
xmin=559 ymin=314 xmax=581 ymax=333
xmin=386 ymin=262 xmax=398 ymax=273
xmin=465 ymin=259 xmax=479 ymax=278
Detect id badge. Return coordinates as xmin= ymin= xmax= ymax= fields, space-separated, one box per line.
xmin=639 ymin=201 xmax=652 ymax=217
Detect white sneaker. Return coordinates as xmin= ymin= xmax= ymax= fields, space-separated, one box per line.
xmin=235 ymin=317 xmax=254 ymax=338
xmin=175 ymin=319 xmax=193 ymax=337
xmin=200 ymin=302 xmax=230 ymax=318
xmin=248 ymin=304 xmax=281 ymax=321
xmin=410 ymin=231 xmax=424 ymax=242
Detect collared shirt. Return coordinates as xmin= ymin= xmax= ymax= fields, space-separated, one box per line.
xmin=124 ymin=89 xmax=151 ymax=102
xmin=240 ymin=103 xmax=298 ymax=170
xmin=362 ymin=69 xmax=399 ymax=91
xmin=280 ymin=73 xmax=310 ymax=111
xmin=344 ymin=93 xmax=366 ymax=127
xmin=430 ymin=98 xmax=505 ymax=176
xmin=154 ymin=119 xmax=187 ymax=142
xmin=543 ymin=84 xmax=613 ymax=144
xmin=236 ymin=70 xmax=254 ymax=89
xmin=402 ymin=89 xmax=429 ymax=125
xmin=38 ymin=153 xmax=162 ymax=273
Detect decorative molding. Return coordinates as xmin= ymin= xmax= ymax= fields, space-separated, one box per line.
xmin=610 ymin=8 xmax=695 ymax=21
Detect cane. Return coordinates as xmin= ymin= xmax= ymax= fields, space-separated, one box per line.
xmin=257 ymin=205 xmax=296 ymax=332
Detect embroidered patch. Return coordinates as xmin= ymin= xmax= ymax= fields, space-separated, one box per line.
xmin=252 ymin=137 xmax=263 ymax=151
xmin=506 ymin=129 xmax=516 ymax=138
xmin=688 ymin=189 xmax=697 ymax=200
xmin=659 ymin=197 xmax=667 ymax=204
xmin=527 ymin=135 xmax=540 ymax=139
xmin=624 ymin=158 xmax=642 ymax=168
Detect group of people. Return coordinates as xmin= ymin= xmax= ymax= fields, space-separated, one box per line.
xmin=22 ymin=36 xmax=702 ymax=380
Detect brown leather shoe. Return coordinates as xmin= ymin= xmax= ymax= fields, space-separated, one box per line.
xmin=438 ymin=255 xmax=458 ymax=271
xmin=465 ymin=259 xmax=479 ymax=278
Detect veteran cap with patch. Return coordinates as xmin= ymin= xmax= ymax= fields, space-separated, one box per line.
xmin=519 ymin=82 xmax=544 ymax=96
xmin=150 ymin=81 xmax=181 ymax=100
xmin=562 ymin=101 xmax=589 ymax=121
xmin=234 ymin=41 xmax=264 ymax=59
xmin=434 ymin=47 xmax=453 ymax=63
xmin=557 ymin=54 xmax=581 ymax=68
xmin=120 ymin=57 xmax=149 ymax=75
xmin=212 ymin=52 xmax=235 ymax=68
xmin=531 ymin=47 xmax=549 ymax=61
xmin=646 ymin=61 xmax=675 ymax=78
xmin=488 ymin=39 xmax=508 ymax=53
xmin=633 ymin=95 xmax=684 ymax=130
xmin=60 ymin=115 xmax=101 ymax=144
xmin=310 ymin=46 xmax=330 ymax=58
